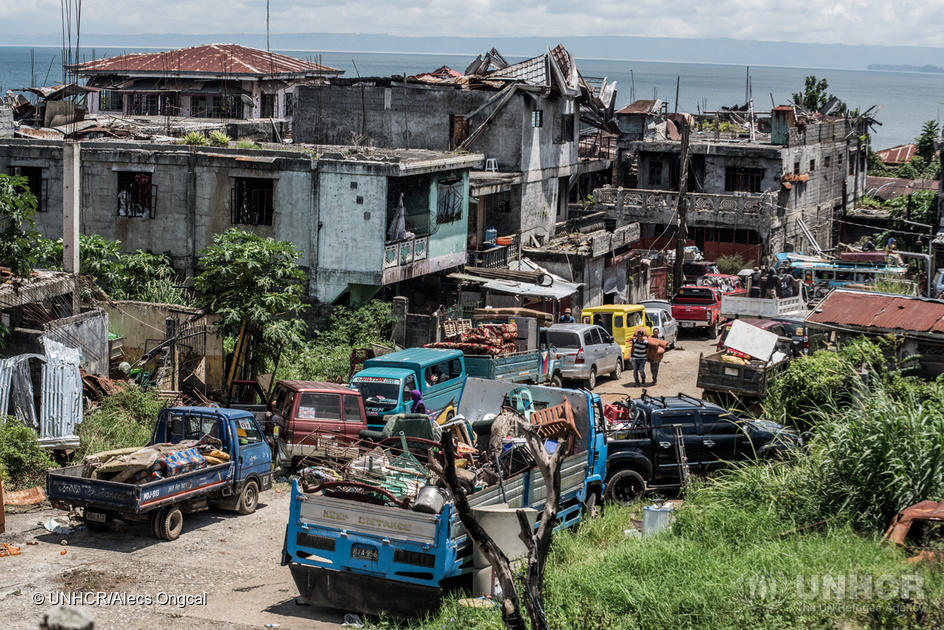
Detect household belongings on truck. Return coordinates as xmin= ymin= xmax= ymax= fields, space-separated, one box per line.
xmin=296 ymin=387 xmax=579 ymax=514
xmin=82 ymin=441 xmax=231 ymax=484
xmin=714 ymin=319 xmax=788 ymax=366
xmin=427 ymin=322 xmax=519 ymax=356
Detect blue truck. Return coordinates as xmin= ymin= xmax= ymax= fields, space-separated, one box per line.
xmin=281 ymin=377 xmax=607 ymax=616
xmin=46 ymin=407 xmax=273 ymax=541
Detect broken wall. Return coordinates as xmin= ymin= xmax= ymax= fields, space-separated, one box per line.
xmin=104 ymin=301 xmax=225 ymax=391
xmin=0 ymin=105 xmax=12 ymax=138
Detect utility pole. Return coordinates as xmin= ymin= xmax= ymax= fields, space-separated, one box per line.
xmin=673 ymin=121 xmax=691 ymax=294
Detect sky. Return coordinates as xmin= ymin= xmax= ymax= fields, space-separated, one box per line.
xmin=2 ymin=0 xmax=944 ymax=49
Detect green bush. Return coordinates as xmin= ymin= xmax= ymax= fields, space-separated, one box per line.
xmin=235 ymin=140 xmax=260 ymax=150
xmin=0 ymin=417 xmax=54 ymax=489
xmin=715 ymin=253 xmax=745 ymax=275
xmin=78 ymin=389 xmax=169 ymax=460
xmin=208 ymin=130 xmax=231 ymax=147
xmin=180 ymin=131 xmax=207 ymax=146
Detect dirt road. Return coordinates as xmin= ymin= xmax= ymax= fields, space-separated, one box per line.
xmin=594 ymin=329 xmax=718 ymax=405
xmin=0 ymin=332 xmax=716 ymax=629
xmin=0 ymin=488 xmax=347 ymax=630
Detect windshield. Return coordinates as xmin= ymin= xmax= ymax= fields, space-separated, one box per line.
xmin=547 ymin=330 xmax=581 ymax=349
xmin=351 ymin=379 xmax=401 ymax=410
xmin=673 ymin=287 xmax=715 ymax=303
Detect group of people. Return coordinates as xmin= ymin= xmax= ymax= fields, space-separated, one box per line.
xmin=750 ymin=266 xmax=798 ymax=299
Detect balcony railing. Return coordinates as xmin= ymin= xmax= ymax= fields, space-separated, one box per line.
xmin=594 ymin=187 xmax=768 ymax=217
xmin=384 ymin=236 xmax=428 ymax=269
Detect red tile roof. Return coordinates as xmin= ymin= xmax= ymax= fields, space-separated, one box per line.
xmin=875 ymin=143 xmax=916 ymax=166
xmin=73 ymin=44 xmax=343 ymax=77
xmin=807 ymin=289 xmax=944 ymax=334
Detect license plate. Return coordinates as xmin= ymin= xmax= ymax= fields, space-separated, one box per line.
xmin=680 ymin=322 xmax=695 ymax=328
xmin=85 ymin=511 xmax=107 ymax=523
xmin=351 ymin=544 xmax=378 ymax=562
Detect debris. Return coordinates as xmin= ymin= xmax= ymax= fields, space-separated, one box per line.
xmin=4 ymin=486 xmax=47 ymax=506
xmin=60 ymin=539 xmax=69 ymax=546
xmin=342 ymin=614 xmax=364 ymax=628
xmin=458 ymin=596 xmax=498 ymax=608
xmin=0 ymin=543 xmax=21 ymax=557
xmin=60 ymin=549 xmax=67 ymax=555
xmin=26 ymin=540 xmax=38 ymax=545
xmin=39 ymin=605 xmax=93 ymax=630
xmin=883 ymin=499 xmax=944 ymax=563
xmin=42 ymin=517 xmax=73 ymax=535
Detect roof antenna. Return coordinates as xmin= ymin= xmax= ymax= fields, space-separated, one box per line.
xmin=266 ymin=0 xmax=270 ymax=52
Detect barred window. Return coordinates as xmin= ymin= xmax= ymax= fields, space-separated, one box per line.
xmin=436 ymin=178 xmax=463 ymax=224
xmin=117 ymin=172 xmax=156 ymax=218
xmin=232 ymin=178 xmax=274 ymax=225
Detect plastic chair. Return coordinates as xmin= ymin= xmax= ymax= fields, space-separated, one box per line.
xmin=484 ymin=158 xmax=498 ymax=172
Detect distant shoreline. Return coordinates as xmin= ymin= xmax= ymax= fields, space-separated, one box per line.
xmin=867 ymin=63 xmax=944 ymax=74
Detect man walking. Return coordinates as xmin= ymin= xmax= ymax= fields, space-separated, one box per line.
xmin=630 ymin=329 xmax=649 ymax=385
xmin=646 ymin=328 xmax=668 ymax=385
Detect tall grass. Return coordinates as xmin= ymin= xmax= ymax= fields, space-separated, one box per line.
xmin=77 ymin=389 xmax=169 ymax=459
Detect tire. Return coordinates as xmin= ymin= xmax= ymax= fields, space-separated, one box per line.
xmin=150 ymin=508 xmax=165 ymax=539
xmin=157 ymin=506 xmax=184 ymax=541
xmin=550 ymin=373 xmax=563 ymax=388
xmin=604 ymin=469 xmax=647 ymax=506
xmin=237 ymin=480 xmax=259 ymax=515
xmin=586 ymin=367 xmax=597 ymax=390
xmin=612 ymin=359 xmax=623 ymax=380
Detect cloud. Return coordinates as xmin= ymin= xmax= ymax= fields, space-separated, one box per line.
xmin=1 ymin=0 xmax=943 ymax=48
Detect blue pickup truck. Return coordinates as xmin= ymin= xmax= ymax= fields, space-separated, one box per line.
xmin=47 ymin=407 xmax=272 ymax=540
xmin=281 ymin=377 xmax=607 ymax=616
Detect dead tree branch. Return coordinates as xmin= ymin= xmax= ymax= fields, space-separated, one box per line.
xmin=440 ymin=434 xmax=527 ymax=630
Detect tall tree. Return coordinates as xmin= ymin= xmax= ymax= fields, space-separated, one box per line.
xmin=0 ymin=174 xmax=41 ymax=280
xmin=915 ymin=119 xmax=939 ymax=164
xmin=194 ymin=228 xmax=307 ymax=377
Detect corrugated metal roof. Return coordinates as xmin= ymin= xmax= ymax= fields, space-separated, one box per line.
xmin=876 ymin=144 xmax=916 ymax=166
xmin=616 ymin=99 xmax=662 ymax=115
xmin=865 ymin=175 xmax=938 ymax=201
xmin=73 ymin=44 xmax=343 ymax=77
xmin=807 ymin=289 xmax=944 ymax=334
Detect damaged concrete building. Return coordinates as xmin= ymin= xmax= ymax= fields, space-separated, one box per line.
xmin=597 ymin=102 xmax=869 ymax=264
xmin=74 ymin=44 xmax=343 ymax=121
xmin=290 ymin=45 xmax=616 ymax=248
xmin=0 ymin=139 xmax=481 ymax=305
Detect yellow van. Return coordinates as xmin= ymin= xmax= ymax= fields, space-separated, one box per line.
xmin=579 ymin=305 xmax=653 ymax=360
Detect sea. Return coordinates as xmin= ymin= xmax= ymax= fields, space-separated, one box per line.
xmin=2 ymin=45 xmax=943 ymax=149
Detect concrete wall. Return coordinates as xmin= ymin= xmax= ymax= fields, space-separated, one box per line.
xmin=0 ymin=106 xmax=12 ymax=138
xmin=104 ymin=301 xmax=225 ymax=390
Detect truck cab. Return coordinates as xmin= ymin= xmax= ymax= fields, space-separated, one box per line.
xmin=351 ymin=348 xmax=466 ymax=430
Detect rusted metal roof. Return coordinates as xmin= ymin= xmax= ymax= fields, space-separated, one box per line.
xmin=408 ymin=66 xmax=462 ymax=83
xmin=876 ymin=143 xmax=916 ymax=166
xmin=865 ymin=175 xmax=939 ymax=201
xmin=73 ymin=44 xmax=343 ymax=77
xmin=807 ymin=289 xmax=944 ymax=334
xmin=616 ymin=99 xmax=661 ymax=115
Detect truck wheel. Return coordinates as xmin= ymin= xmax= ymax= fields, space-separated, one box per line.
xmin=237 ymin=480 xmax=259 ymax=515
xmin=612 ymin=360 xmax=623 ymax=380
xmin=157 ymin=507 xmax=184 ymax=541
xmin=150 ymin=508 xmax=165 ymax=539
xmin=550 ymin=373 xmax=563 ymax=388
xmin=586 ymin=367 xmax=597 ymax=390
xmin=604 ymin=469 xmax=646 ymax=506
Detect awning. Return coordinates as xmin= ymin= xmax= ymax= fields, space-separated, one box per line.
xmin=451 ymin=257 xmax=581 ymax=300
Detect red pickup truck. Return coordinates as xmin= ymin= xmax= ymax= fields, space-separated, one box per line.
xmin=671 ymin=285 xmax=724 ymax=338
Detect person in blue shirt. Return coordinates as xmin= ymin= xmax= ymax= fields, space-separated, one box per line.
xmin=559 ymin=308 xmax=575 ymax=323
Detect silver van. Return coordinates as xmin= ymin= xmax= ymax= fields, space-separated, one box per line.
xmin=546 ymin=323 xmax=623 ymax=389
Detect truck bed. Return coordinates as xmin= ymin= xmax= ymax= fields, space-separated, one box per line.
xmin=721 ymin=295 xmax=806 ymax=318
xmin=47 ymin=461 xmax=233 ymax=514
xmin=696 ymin=351 xmax=787 ymax=397
xmin=463 ymin=350 xmax=540 ymax=382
